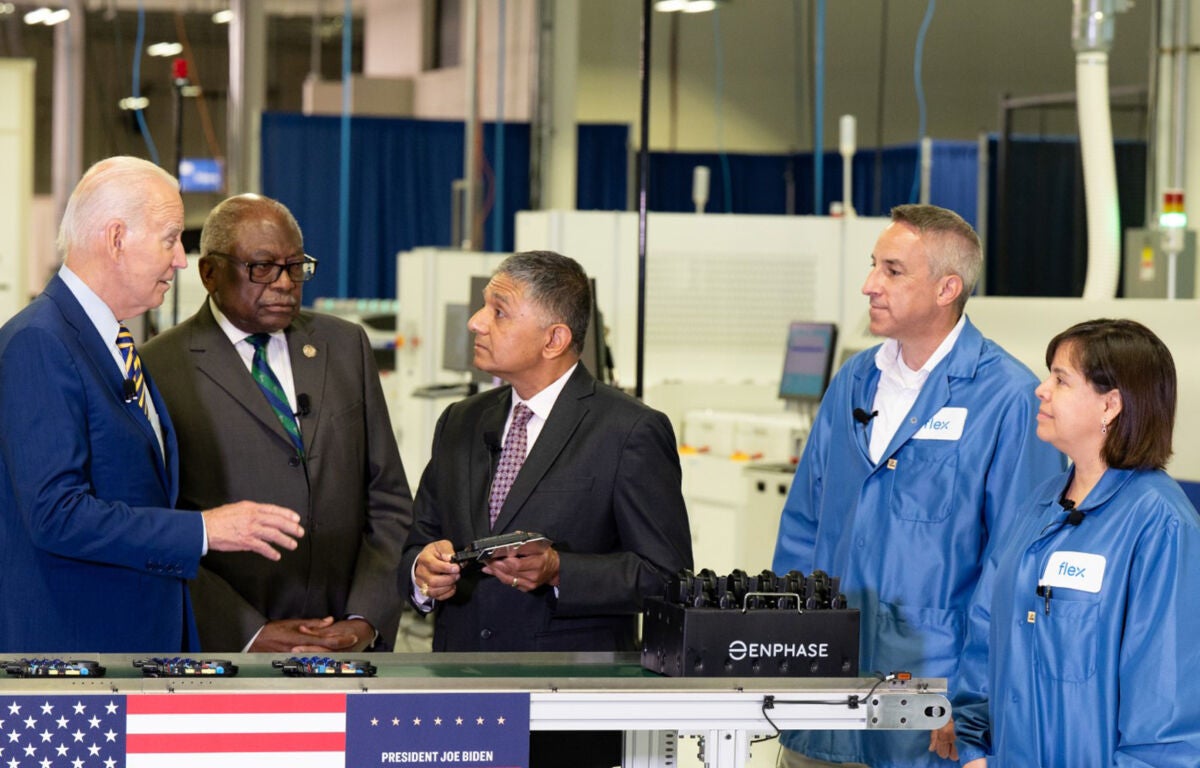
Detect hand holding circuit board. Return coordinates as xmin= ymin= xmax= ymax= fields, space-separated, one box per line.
xmin=451 ymin=530 xmax=551 ymax=564
xmin=462 ymin=531 xmax=559 ymax=593
xmin=414 ymin=531 xmax=555 ymax=603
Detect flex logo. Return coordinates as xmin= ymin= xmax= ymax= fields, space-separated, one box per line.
xmin=1040 ymin=550 xmax=1106 ymax=594
xmin=1057 ymin=561 xmax=1087 ymax=578
xmin=913 ymin=406 xmax=967 ymax=441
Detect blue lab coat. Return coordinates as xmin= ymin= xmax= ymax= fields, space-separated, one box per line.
xmin=955 ymin=467 xmax=1200 ymax=767
xmin=773 ymin=317 xmax=1063 ymax=767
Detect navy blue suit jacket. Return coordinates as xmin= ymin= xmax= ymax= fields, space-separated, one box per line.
xmin=0 ymin=275 xmax=203 ymax=652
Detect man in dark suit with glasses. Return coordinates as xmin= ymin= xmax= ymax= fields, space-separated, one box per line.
xmin=143 ymin=193 xmax=413 ymax=653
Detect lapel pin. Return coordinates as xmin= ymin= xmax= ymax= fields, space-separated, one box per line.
xmin=303 ymin=344 xmax=317 ymax=358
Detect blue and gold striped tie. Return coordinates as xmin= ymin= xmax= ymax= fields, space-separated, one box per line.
xmin=245 ymin=333 xmax=304 ymax=458
xmin=116 ymin=324 xmax=148 ymax=417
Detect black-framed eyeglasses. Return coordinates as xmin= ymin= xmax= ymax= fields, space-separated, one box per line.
xmin=207 ymin=252 xmax=318 ymax=284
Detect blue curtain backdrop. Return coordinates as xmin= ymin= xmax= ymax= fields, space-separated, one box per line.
xmin=261 ymin=113 xmax=529 ymax=301
xmin=985 ymin=136 xmax=1146 ymax=297
xmin=587 ymin=141 xmax=979 ymax=227
xmin=261 ymin=113 xmax=1143 ymax=301
xmin=576 ymin=124 xmax=630 ymax=211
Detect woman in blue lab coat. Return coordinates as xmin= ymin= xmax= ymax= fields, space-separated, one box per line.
xmin=953 ymin=318 xmax=1200 ymax=767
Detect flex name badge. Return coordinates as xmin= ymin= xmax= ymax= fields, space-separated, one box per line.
xmin=913 ymin=406 xmax=967 ymax=441
xmin=1040 ymin=550 xmax=1106 ymax=593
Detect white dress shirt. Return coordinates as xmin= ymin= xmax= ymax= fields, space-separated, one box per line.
xmin=868 ymin=315 xmax=966 ymax=463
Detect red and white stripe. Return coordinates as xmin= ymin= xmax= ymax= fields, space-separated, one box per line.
xmin=125 ymin=692 xmax=346 ymax=768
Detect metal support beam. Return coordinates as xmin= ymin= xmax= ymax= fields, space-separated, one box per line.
xmin=51 ymin=0 xmax=85 ymax=229
xmin=228 ymin=0 xmax=267 ymax=194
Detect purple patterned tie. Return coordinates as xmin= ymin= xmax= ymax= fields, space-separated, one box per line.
xmin=488 ymin=403 xmax=533 ymax=528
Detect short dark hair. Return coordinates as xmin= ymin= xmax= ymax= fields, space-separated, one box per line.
xmin=200 ymin=194 xmax=303 ymax=258
xmin=890 ymin=204 xmax=982 ymax=314
xmin=1045 ymin=318 xmax=1175 ymax=470
xmin=495 ymin=250 xmax=591 ymax=356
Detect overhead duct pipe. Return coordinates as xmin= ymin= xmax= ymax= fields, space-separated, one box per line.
xmin=1072 ymin=0 xmax=1128 ymax=299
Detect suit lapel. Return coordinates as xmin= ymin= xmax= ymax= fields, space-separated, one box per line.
xmin=188 ymin=303 xmax=295 ymax=450
xmin=853 ymin=360 xmax=880 ymax=465
xmin=285 ymin=315 xmax=327 ymax=452
xmin=491 ymin=367 xmax=593 ymax=533
xmin=44 ymin=278 xmax=171 ymax=493
xmin=146 ymin=375 xmax=179 ymax=504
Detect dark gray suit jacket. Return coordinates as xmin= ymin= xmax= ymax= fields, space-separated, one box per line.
xmin=400 ymin=364 xmax=692 ymax=652
xmin=142 ymin=302 xmax=413 ymax=651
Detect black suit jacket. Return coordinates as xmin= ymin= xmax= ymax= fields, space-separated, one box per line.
xmin=400 ymin=364 xmax=692 ymax=652
xmin=142 ymin=303 xmax=413 ymax=651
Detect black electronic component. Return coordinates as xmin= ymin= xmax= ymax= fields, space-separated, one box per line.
xmin=272 ymin=657 xmax=377 ymax=677
xmin=642 ymin=568 xmax=859 ymax=677
xmin=133 ymin=658 xmax=239 ymax=677
xmin=450 ymin=530 xmax=549 ymax=564
xmin=3 ymin=659 xmax=106 ymax=678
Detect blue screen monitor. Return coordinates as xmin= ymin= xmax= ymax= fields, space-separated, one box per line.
xmin=178 ymin=158 xmax=224 ymax=193
xmin=778 ymin=322 xmax=837 ymax=402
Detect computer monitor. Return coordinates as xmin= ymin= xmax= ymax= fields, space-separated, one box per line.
xmin=442 ymin=301 xmax=492 ymax=384
xmin=778 ymin=321 xmax=837 ymax=403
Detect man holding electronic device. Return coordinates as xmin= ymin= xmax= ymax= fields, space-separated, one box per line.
xmin=771 ymin=205 xmax=1063 ymax=768
xmin=401 ymin=250 xmax=692 ymax=767
xmin=402 ymin=250 xmax=691 ymax=646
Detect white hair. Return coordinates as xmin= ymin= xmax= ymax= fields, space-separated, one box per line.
xmin=56 ymin=156 xmax=179 ymax=257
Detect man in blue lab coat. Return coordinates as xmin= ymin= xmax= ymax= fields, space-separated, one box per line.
xmin=772 ymin=204 xmax=1063 ymax=768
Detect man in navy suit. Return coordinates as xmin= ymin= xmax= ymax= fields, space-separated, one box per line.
xmin=0 ymin=156 xmax=305 ymax=653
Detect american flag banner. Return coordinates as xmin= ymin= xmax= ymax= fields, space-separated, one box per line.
xmin=2 ymin=691 xmax=531 ymax=768
xmin=125 ymin=692 xmax=346 ymax=768
xmin=2 ymin=694 xmax=126 ymax=768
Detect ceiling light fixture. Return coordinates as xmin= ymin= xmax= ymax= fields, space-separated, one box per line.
xmin=212 ymin=9 xmax=233 ymax=24
xmin=654 ymin=0 xmax=725 ymax=12
xmin=24 ymin=6 xmax=70 ymax=25
xmin=146 ymin=42 xmax=184 ymax=57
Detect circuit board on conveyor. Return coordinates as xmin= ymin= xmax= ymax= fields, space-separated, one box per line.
xmin=3 ymin=659 xmax=106 ymax=678
xmin=272 ymin=657 xmax=377 ymax=677
xmin=133 ymin=658 xmax=239 ymax=677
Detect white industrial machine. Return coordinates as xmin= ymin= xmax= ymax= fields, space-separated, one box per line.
xmin=512 ymin=210 xmax=887 ymax=573
xmin=0 ymin=60 xmax=34 ymax=326
xmin=394 ymin=248 xmax=507 ymax=474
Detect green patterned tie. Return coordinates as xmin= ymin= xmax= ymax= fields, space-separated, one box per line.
xmin=245 ymin=333 xmax=304 ymax=458
xmin=116 ymin=324 xmax=148 ymax=417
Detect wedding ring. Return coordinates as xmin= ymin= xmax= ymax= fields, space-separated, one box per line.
xmin=512 ymin=577 xmax=519 ymax=588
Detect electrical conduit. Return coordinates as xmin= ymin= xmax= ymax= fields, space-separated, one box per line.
xmin=1074 ymin=0 xmax=1122 ymax=299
